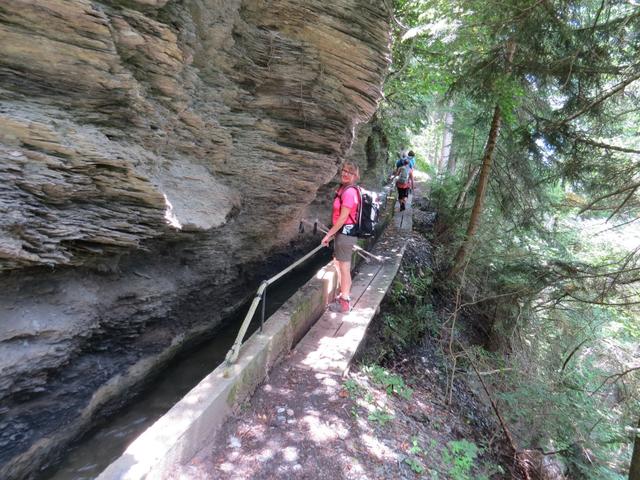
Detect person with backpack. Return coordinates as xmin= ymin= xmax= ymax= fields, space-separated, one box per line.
xmin=321 ymin=161 xmax=360 ymax=313
xmin=395 ymin=151 xmax=407 ymax=169
xmin=395 ymin=158 xmax=413 ymax=211
xmin=407 ymin=150 xmax=416 ymax=170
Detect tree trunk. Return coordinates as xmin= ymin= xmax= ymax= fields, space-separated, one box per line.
xmin=450 ymin=40 xmax=516 ymax=276
xmin=469 ymin=126 xmax=477 ymax=163
xmin=455 ymin=165 xmax=480 ymax=210
xmin=441 ymin=107 xmax=455 ymax=174
xmin=450 ymin=105 xmax=503 ymax=275
xmin=631 ymin=417 xmax=640 ymax=480
xmin=432 ymin=112 xmax=445 ymax=174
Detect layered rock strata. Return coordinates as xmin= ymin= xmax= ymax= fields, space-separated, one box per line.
xmin=0 ymin=0 xmax=391 ymax=477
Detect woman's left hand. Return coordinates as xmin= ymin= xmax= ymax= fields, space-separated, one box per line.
xmin=321 ymin=234 xmax=332 ymax=246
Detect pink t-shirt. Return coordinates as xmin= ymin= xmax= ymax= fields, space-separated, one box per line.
xmin=333 ymin=185 xmax=359 ymax=225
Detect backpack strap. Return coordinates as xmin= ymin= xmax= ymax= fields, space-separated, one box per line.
xmin=335 ymin=185 xmax=360 ymax=225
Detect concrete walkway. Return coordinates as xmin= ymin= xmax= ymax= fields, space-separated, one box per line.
xmin=98 ymin=189 xmax=414 ymax=480
xmin=289 ymin=207 xmax=412 ymax=376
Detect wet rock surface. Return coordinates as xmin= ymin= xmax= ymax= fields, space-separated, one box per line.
xmin=0 ymin=0 xmax=391 ymax=477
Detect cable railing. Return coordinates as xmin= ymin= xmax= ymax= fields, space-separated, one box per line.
xmin=224 ymin=244 xmax=326 ymax=366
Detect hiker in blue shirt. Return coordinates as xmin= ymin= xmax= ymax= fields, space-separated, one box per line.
xmin=395 ymin=152 xmax=407 ymax=170
xmin=407 ymin=150 xmax=416 ymax=170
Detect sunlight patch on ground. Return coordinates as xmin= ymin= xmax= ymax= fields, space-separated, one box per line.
xmin=256 ymin=447 xmax=275 ymax=462
xmin=360 ymin=433 xmax=397 ymax=461
xmin=282 ymin=446 xmax=299 ymax=462
xmin=317 ymin=373 xmax=339 ymax=386
xmin=310 ymin=383 xmax=339 ymax=397
xmin=355 ymin=416 xmax=371 ymax=431
xmin=268 ymin=386 xmax=293 ymax=396
xmin=302 ymin=415 xmax=340 ymax=442
xmin=341 ymin=455 xmax=366 ymax=476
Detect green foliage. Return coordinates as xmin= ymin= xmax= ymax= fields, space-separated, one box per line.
xmin=378 ymin=267 xmax=437 ymax=356
xmin=343 ymin=379 xmax=362 ymax=399
xmin=404 ymin=457 xmax=425 ymax=474
xmin=618 ymin=312 xmax=640 ymax=340
xmin=364 ymin=365 xmax=413 ymax=400
xmin=382 ymin=306 xmax=436 ymax=350
xmin=493 ymin=76 xmax=525 ymax=126
xmin=441 ymin=439 xmax=480 ymax=480
xmin=385 ymin=1 xmax=640 ymax=477
xmin=404 ymin=131 xmax=639 ymax=479
xmin=403 ymin=437 xmax=426 ymax=474
xmin=409 ymin=436 xmax=423 ymax=455
xmin=368 ymin=408 xmax=394 ymax=426
xmin=415 ymin=156 xmax=437 ymax=176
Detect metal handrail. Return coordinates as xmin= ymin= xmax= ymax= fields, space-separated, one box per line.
xmin=224 ymin=244 xmax=325 ymax=366
xmin=224 ymin=178 xmax=395 ymax=368
xmin=300 ymin=219 xmax=383 ymax=263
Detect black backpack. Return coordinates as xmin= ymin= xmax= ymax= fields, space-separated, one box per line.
xmin=337 ymin=186 xmax=380 ymax=238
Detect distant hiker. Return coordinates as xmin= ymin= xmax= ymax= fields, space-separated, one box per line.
xmin=407 ymin=150 xmax=416 ymax=170
xmin=395 ymin=158 xmax=413 ymax=211
xmin=321 ymin=161 xmax=360 ymax=313
xmin=395 ymin=152 xmax=407 ymax=169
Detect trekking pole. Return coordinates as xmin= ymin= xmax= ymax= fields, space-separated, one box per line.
xmin=299 ymin=219 xmax=384 ymax=263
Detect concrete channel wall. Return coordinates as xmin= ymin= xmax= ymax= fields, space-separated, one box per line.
xmin=98 ymin=185 xmax=397 ymax=480
xmin=97 ymin=263 xmax=339 ymax=480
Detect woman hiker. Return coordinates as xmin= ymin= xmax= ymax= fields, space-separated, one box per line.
xmin=321 ymin=161 xmax=360 ymax=313
xmin=395 ymin=157 xmax=414 ymax=211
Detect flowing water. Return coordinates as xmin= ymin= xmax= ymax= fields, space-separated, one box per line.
xmin=41 ymin=248 xmax=332 ymax=480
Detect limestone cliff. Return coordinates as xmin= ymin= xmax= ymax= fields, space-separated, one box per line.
xmin=0 ymin=0 xmax=391 ymax=477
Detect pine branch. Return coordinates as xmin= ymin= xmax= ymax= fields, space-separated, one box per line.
xmin=590 ymin=366 xmax=640 ymax=396
xmin=593 ymin=216 xmax=640 ymax=234
xmin=577 ymin=181 xmax=640 ymax=215
xmin=560 ymin=338 xmax=591 ymax=373
xmin=554 ymin=68 xmax=640 ymax=126
xmin=565 ymin=292 xmax=640 ymax=307
xmin=573 ymin=137 xmax=640 ymax=155
xmin=605 ymin=186 xmax=639 ymax=222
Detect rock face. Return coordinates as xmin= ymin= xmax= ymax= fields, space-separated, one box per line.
xmin=0 ymin=0 xmax=391 ymax=477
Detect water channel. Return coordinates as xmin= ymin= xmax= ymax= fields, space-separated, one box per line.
xmin=40 ymin=248 xmax=332 ymax=480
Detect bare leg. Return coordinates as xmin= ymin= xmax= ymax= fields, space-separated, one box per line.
xmin=333 ymin=258 xmax=342 ymax=298
xmin=336 ymin=259 xmax=352 ymax=299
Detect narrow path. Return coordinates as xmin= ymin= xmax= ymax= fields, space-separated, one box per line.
xmin=168 ymin=185 xmax=417 ymax=479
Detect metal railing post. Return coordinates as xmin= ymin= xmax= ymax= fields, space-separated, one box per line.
xmin=260 ymin=280 xmax=267 ymax=332
xmin=224 ymin=244 xmax=325 ymax=366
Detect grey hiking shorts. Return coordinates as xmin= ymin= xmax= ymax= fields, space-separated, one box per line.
xmin=334 ymin=233 xmax=357 ymax=262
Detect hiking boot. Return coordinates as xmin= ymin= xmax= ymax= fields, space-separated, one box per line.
xmin=329 ymin=296 xmax=351 ymax=313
